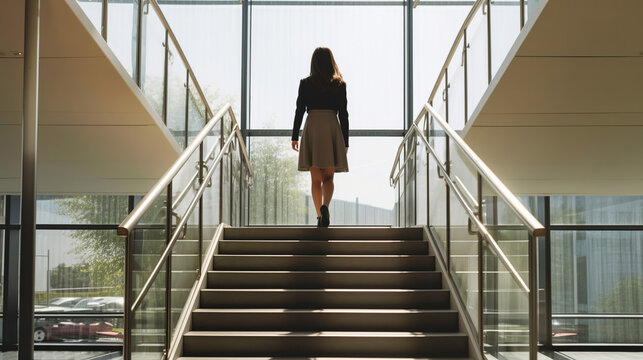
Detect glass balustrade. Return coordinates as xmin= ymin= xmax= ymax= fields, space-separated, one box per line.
xmin=391 ymin=103 xmax=543 ymax=360
xmin=117 ymin=104 xmax=252 ymax=359
xmin=75 ymin=0 xmax=212 ymax=151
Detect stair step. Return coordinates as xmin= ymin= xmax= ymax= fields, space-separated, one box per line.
xmin=200 ymin=289 xmax=451 ymax=309
xmin=207 ymin=271 xmax=442 ymax=289
xmin=191 ymin=309 xmax=459 ymax=332
xmin=178 ymin=358 xmax=472 ymax=360
xmin=224 ymin=227 xmax=424 ymax=240
xmin=182 ymin=331 xmax=468 ymax=357
xmin=218 ymin=240 xmax=428 ymax=255
xmin=212 ymin=255 xmax=434 ymax=271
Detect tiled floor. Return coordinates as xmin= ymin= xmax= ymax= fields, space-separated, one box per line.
xmin=0 ymin=352 xmax=121 ymax=360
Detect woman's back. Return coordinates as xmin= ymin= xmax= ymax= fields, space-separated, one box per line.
xmin=298 ymin=76 xmax=345 ymax=111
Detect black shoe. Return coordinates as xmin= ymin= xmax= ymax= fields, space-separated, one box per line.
xmin=320 ymin=205 xmax=330 ymax=227
xmin=316 ymin=216 xmax=322 ymax=228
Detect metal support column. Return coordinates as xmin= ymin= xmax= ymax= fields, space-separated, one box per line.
xmin=124 ymin=196 xmax=135 ymax=360
xmin=240 ymin=0 xmax=250 ymax=140
xmin=135 ymin=0 xmax=143 ymax=85
xmin=528 ymin=231 xmax=538 ymax=360
xmin=3 ymin=196 xmax=20 ymax=351
xmin=19 ymin=0 xmax=40 ymax=357
xmin=543 ymin=196 xmax=553 ymax=348
xmin=405 ymin=0 xmax=414 ymax=130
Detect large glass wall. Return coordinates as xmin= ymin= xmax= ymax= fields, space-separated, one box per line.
xmin=1 ymin=195 xmax=129 ymax=347
xmin=549 ymin=196 xmax=643 ymax=345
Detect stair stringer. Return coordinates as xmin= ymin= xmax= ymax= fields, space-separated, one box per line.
xmin=168 ymin=223 xmax=225 ymax=360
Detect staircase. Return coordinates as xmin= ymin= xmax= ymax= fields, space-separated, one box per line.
xmin=178 ymin=227 xmax=471 ymax=359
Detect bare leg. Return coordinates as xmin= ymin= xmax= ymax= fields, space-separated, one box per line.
xmin=310 ymin=167 xmax=323 ymax=217
xmin=321 ymin=167 xmax=335 ymax=206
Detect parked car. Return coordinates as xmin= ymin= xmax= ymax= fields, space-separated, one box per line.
xmin=34 ymin=320 xmax=115 ymax=342
xmin=34 ymin=297 xmax=82 ymax=313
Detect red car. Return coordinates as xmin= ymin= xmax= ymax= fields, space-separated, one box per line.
xmin=35 ymin=321 xmax=115 ymax=342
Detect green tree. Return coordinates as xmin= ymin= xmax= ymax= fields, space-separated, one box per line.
xmin=248 ymin=137 xmax=308 ymax=225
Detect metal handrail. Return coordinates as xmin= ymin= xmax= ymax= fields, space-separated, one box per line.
xmin=117 ymin=104 xmax=252 ymax=236
xmin=130 ymin=124 xmax=239 ymax=312
xmin=411 ymin=124 xmax=529 ymax=293
xmin=391 ymin=103 xmax=545 ymax=237
xmin=148 ymin=0 xmax=213 ymax=120
xmin=426 ymin=0 xmax=485 ymax=105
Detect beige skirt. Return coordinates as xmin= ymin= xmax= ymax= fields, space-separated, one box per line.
xmin=298 ymin=110 xmax=349 ymax=172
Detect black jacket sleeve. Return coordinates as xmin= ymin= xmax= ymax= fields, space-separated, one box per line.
xmin=292 ymin=79 xmax=306 ymax=141
xmin=338 ymin=82 xmax=349 ymax=147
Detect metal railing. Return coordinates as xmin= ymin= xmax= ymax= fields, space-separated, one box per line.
xmin=76 ymin=0 xmax=215 ymax=149
xmin=390 ymin=103 xmax=544 ymax=360
xmin=117 ymin=103 xmax=252 ymax=360
xmin=391 ymin=0 xmax=541 ymax=358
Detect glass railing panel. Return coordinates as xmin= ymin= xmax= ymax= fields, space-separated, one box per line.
xmin=187 ymin=81 xmax=206 ymax=145
xmin=140 ymin=11 xmax=166 ymax=118
xmin=131 ymin=260 xmax=166 ymax=360
xmin=107 ymin=0 xmax=139 ymax=77
xmin=449 ymin=188 xmax=479 ymax=330
xmin=466 ymin=3 xmax=489 ymax=120
xmin=76 ymin=0 xmax=102 ymax=31
xmin=166 ymin=40 xmax=188 ymax=149
xmin=231 ymin=142 xmax=241 ymax=227
xmin=449 ymin=138 xmax=479 ymax=203
xmin=490 ymin=0 xmax=521 ymax=79
xmin=201 ymin=123 xmax=222 ymax=253
xmin=221 ymin=146 xmax=231 ymax=225
xmin=169 ymin=203 xmax=199 ymax=341
xmin=131 ymin=196 xmax=167 ymax=301
xmin=482 ymin=240 xmax=530 ymax=360
xmin=416 ymin=121 xmax=428 ymax=226
xmin=431 ymin=77 xmax=448 ymax=123
xmin=481 ymin=178 xmax=530 ymax=282
xmin=447 ymin=38 xmax=467 ymax=130
xmin=426 ymin=115 xmax=448 ymax=254
xmin=404 ymin=141 xmax=416 ymax=226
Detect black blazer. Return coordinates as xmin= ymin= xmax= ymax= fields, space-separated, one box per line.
xmin=291 ymin=77 xmax=349 ymax=147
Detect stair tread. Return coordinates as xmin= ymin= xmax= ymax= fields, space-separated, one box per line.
xmin=178 ymin=358 xmax=472 ymax=360
xmin=185 ymin=331 xmax=467 ymax=337
xmin=214 ymin=254 xmax=431 ymax=257
xmin=208 ymin=271 xmax=439 ymax=274
xmin=202 ymin=288 xmax=447 ymax=292
xmin=193 ymin=309 xmax=457 ymax=313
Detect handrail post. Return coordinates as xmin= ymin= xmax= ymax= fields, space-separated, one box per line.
xmin=198 ymin=142 xmax=204 ymax=272
xmin=124 ymin=230 xmax=133 ymax=360
xmin=101 ymin=0 xmax=108 ymax=40
xmin=229 ymin=148 xmax=233 ymax=225
xmin=529 ymin=231 xmax=538 ymax=360
xmin=165 ymin=183 xmax=173 ymax=356
xmin=135 ymin=0 xmax=143 ymax=86
xmin=219 ymin=118 xmax=224 ymax=224
xmin=477 ymin=173 xmax=484 ymax=354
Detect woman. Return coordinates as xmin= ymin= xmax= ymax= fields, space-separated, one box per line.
xmin=291 ymin=47 xmax=349 ymax=228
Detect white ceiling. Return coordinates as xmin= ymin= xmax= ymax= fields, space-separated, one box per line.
xmin=0 ymin=0 xmax=181 ymax=195
xmin=464 ymin=0 xmax=643 ymax=196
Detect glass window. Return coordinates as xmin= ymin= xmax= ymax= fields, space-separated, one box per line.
xmin=36 ymin=195 xmax=129 ymax=225
xmin=250 ymin=5 xmax=404 ymax=130
xmin=161 ymin=3 xmax=242 ymax=114
xmin=413 ymin=3 xmax=470 ymax=115
xmin=107 ymin=0 xmax=139 ymax=77
xmin=551 ymin=196 xmax=643 ymax=225
xmin=248 ymin=136 xmax=397 ymax=225
xmin=551 ymin=230 xmax=643 ymax=344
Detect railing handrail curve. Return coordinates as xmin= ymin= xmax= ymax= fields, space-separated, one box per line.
xmin=390 ymin=103 xmax=544 ymax=237
xmin=117 ymin=104 xmax=252 ymax=236
xmin=413 ymin=126 xmax=529 ymax=292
